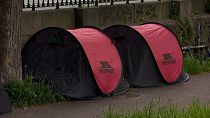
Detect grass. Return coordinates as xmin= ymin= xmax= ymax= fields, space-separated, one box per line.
xmin=4 ymin=76 xmax=65 ymax=108
xmin=105 ymin=100 xmax=210 ymax=118
xmin=184 ymin=56 xmax=210 ymax=74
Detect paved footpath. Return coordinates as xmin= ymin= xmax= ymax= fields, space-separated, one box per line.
xmin=1 ymin=73 xmax=210 ymax=118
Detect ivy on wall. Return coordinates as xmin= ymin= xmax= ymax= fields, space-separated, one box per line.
xmin=169 ymin=1 xmax=195 ymax=46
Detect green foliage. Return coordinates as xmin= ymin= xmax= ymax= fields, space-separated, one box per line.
xmin=178 ymin=17 xmax=195 ymax=46
xmin=105 ymin=100 xmax=210 ymax=118
xmin=169 ymin=1 xmax=180 ymax=21
xmin=169 ymin=1 xmax=195 ymax=46
xmin=4 ymin=76 xmax=65 ymax=107
xmin=184 ymin=56 xmax=210 ymax=75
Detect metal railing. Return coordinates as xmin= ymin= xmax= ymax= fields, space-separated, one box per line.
xmin=23 ymin=0 xmax=161 ymax=11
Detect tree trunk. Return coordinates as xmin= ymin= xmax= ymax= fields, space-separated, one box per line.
xmin=0 ymin=0 xmax=22 ymax=82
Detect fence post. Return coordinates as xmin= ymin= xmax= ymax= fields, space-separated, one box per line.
xmin=37 ymin=0 xmax=40 ymax=7
xmin=111 ymin=0 xmax=113 ymax=5
xmin=42 ymin=0 xmax=45 ymax=7
xmin=70 ymin=0 xmax=73 ymax=5
xmin=126 ymin=0 xmax=129 ymax=4
xmin=32 ymin=0 xmax=35 ymax=11
xmin=61 ymin=0 xmax=64 ymax=5
xmin=87 ymin=0 xmax=90 ymax=7
xmin=56 ymin=0 xmax=59 ymax=9
xmin=47 ymin=0 xmax=50 ymax=6
xmin=66 ymin=0 xmax=69 ymax=5
xmin=95 ymin=0 xmax=98 ymax=6
xmin=141 ymin=0 xmax=144 ymax=2
xmin=23 ymin=0 xmax=25 ymax=8
xmin=27 ymin=0 xmax=30 ymax=8
xmin=78 ymin=0 xmax=82 ymax=7
xmin=52 ymin=0 xmax=55 ymax=6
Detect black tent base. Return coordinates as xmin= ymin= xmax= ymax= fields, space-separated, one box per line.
xmin=176 ymin=72 xmax=190 ymax=84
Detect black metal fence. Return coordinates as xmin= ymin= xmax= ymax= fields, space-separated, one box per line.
xmin=23 ymin=0 xmax=161 ymax=11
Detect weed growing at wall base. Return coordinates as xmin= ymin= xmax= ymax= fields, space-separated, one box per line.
xmin=184 ymin=56 xmax=210 ymax=74
xmin=4 ymin=76 xmax=65 ymax=107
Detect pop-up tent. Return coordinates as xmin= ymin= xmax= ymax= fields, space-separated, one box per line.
xmin=0 ymin=81 xmax=12 ymax=114
xmin=22 ymin=27 xmax=128 ymax=99
xmin=104 ymin=23 xmax=189 ymax=87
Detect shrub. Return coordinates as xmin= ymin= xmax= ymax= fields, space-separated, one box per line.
xmin=184 ymin=56 xmax=210 ymax=74
xmin=4 ymin=76 xmax=65 ymax=107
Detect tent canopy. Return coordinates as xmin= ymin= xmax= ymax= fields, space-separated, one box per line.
xmin=22 ymin=27 xmax=126 ymax=99
xmin=68 ymin=28 xmax=122 ymax=94
xmin=132 ymin=23 xmax=183 ymax=83
xmin=104 ymin=23 xmax=188 ymax=87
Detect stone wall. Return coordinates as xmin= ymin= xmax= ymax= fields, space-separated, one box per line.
xmin=21 ymin=0 xmax=210 ymax=47
xmin=21 ymin=9 xmax=75 ymax=48
xmin=21 ymin=1 xmax=171 ymax=47
xmin=75 ymin=1 xmax=170 ymax=28
xmin=191 ymin=0 xmax=208 ymax=14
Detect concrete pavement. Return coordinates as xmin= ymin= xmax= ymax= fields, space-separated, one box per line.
xmin=1 ymin=73 xmax=210 ymax=118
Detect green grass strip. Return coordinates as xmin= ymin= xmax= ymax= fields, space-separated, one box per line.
xmin=105 ymin=100 xmax=210 ymax=118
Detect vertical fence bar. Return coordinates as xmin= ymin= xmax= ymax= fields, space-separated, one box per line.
xmin=56 ymin=0 xmax=59 ymax=9
xmin=27 ymin=0 xmax=30 ymax=8
xmin=91 ymin=0 xmax=94 ymax=4
xmin=111 ymin=0 xmax=113 ymax=5
xmin=99 ymin=0 xmax=102 ymax=3
xmin=75 ymin=0 xmax=77 ymax=4
xmin=70 ymin=0 xmax=73 ymax=5
xmin=42 ymin=0 xmax=45 ymax=7
xmin=87 ymin=0 xmax=89 ymax=7
xmin=61 ymin=0 xmax=64 ymax=5
xmin=47 ymin=0 xmax=50 ymax=6
xmin=23 ymin=0 xmax=25 ymax=8
xmin=78 ymin=0 xmax=82 ymax=7
xmin=141 ymin=0 xmax=144 ymax=2
xmin=66 ymin=0 xmax=69 ymax=5
xmin=95 ymin=0 xmax=98 ymax=6
xmin=52 ymin=0 xmax=55 ymax=6
xmin=126 ymin=0 xmax=129 ymax=4
xmin=32 ymin=0 xmax=35 ymax=11
xmin=37 ymin=0 xmax=40 ymax=7
xmin=83 ymin=0 xmax=86 ymax=5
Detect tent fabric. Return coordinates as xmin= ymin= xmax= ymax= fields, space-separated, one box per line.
xmin=0 ymin=81 xmax=12 ymax=114
xmin=22 ymin=27 xmax=127 ymax=99
xmin=68 ymin=28 xmax=122 ymax=94
xmin=22 ymin=23 xmax=189 ymax=99
xmin=104 ymin=25 xmax=166 ymax=87
xmin=104 ymin=23 xmax=188 ymax=87
xmin=132 ymin=23 xmax=183 ymax=83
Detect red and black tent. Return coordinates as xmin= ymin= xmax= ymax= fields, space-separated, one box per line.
xmin=104 ymin=23 xmax=189 ymax=87
xmin=22 ymin=27 xmax=128 ymax=99
xmin=0 ymin=81 xmax=11 ymax=114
